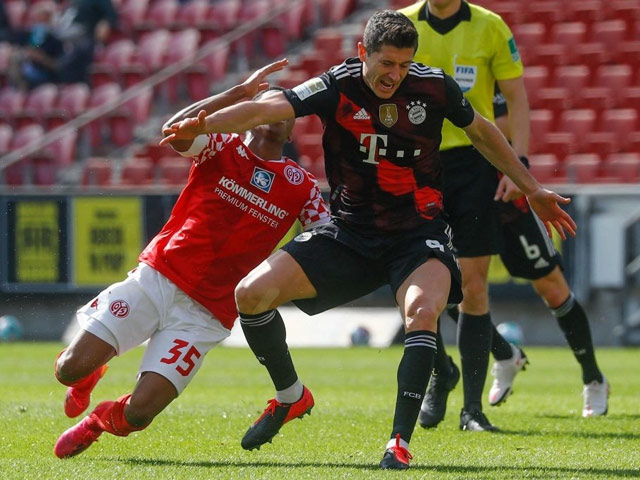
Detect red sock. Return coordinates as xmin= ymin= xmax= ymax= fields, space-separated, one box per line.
xmin=91 ymin=394 xmax=149 ymax=437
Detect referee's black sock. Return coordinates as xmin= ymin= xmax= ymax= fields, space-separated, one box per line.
xmin=433 ymin=319 xmax=454 ymax=376
xmin=448 ymin=305 xmax=512 ymax=361
xmin=391 ymin=330 xmax=436 ymax=443
xmin=551 ymin=294 xmax=603 ymax=384
xmin=458 ymin=313 xmax=492 ymax=413
xmin=239 ymin=309 xmax=299 ymax=391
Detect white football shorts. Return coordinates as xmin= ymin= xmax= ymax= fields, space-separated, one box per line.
xmin=76 ymin=263 xmax=231 ymax=394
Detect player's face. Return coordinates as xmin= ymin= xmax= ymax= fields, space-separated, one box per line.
xmin=358 ymin=43 xmax=414 ymax=99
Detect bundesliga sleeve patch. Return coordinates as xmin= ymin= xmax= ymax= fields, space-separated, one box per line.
xmin=292 ymin=78 xmax=327 ymax=100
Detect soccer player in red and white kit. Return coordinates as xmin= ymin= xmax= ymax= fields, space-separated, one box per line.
xmin=163 ymin=11 xmax=576 ymax=470
xmin=53 ymin=59 xmax=330 ymax=459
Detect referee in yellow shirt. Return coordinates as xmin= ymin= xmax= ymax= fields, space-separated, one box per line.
xmin=399 ymin=0 xmax=530 ymax=432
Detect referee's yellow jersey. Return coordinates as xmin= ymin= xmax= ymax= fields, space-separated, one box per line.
xmin=399 ymin=1 xmax=523 ymax=151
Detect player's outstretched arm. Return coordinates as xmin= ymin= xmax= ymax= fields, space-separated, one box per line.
xmin=161 ymin=58 xmax=289 ymax=151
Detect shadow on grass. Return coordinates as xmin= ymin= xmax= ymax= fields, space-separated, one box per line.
xmin=491 ymin=428 xmax=640 ymax=440
xmin=117 ymin=457 xmax=640 ymax=476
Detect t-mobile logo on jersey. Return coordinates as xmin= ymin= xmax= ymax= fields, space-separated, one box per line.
xmin=359 ymin=134 xmax=422 ymax=165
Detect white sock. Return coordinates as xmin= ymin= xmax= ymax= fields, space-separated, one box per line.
xmin=386 ymin=436 xmax=409 ymax=451
xmin=275 ymin=379 xmax=303 ymax=404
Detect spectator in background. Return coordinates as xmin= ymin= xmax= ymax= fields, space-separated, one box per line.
xmin=7 ymin=1 xmax=64 ymax=90
xmin=1 ymin=0 xmax=15 ymax=43
xmin=55 ymin=0 xmax=118 ymax=84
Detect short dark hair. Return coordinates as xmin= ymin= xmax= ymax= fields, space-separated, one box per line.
xmin=362 ymin=10 xmax=418 ymax=54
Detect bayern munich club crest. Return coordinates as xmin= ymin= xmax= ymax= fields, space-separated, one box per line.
xmin=284 ymin=165 xmax=304 ymax=185
xmin=407 ymin=101 xmax=427 ymax=125
xmin=109 ymin=300 xmax=130 ymax=318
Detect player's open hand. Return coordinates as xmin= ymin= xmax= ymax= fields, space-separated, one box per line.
xmin=240 ymin=58 xmax=289 ymax=99
xmin=526 ymin=188 xmax=577 ymax=240
xmin=160 ymin=109 xmax=207 ymax=146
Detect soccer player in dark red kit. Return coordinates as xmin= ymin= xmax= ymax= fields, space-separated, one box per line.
xmin=163 ymin=10 xmax=576 ymax=470
xmin=52 ymin=59 xmax=330 ymax=459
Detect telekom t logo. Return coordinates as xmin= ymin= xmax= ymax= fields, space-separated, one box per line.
xmin=359 ymin=133 xmax=422 ymax=164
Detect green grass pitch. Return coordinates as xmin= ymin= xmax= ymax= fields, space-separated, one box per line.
xmin=0 ymin=343 xmax=638 ymax=479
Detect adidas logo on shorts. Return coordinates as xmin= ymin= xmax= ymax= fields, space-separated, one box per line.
xmin=353 ymin=108 xmax=371 ymax=120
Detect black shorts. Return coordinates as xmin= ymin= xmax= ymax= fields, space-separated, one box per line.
xmin=281 ymin=219 xmax=462 ymax=315
xmin=499 ymin=203 xmax=562 ymax=280
xmin=442 ymin=146 xmax=503 ymax=257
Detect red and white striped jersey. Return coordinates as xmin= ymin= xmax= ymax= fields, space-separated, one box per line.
xmin=139 ymin=133 xmax=329 ymax=329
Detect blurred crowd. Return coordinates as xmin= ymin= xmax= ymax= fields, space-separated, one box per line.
xmin=0 ymin=0 xmax=119 ymax=90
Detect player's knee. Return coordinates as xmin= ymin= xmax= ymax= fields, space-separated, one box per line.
xmin=55 ymin=349 xmax=86 ymax=384
xmin=235 ymin=277 xmax=268 ymax=314
xmin=404 ymin=300 xmax=440 ymax=331
xmin=461 ymin=276 xmax=489 ymax=306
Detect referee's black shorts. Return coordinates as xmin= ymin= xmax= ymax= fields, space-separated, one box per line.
xmin=280 ymin=219 xmax=462 ymax=315
xmin=442 ymin=146 xmax=503 ymax=258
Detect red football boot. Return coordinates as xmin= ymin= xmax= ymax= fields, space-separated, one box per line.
xmin=241 ymin=385 xmax=314 ymax=450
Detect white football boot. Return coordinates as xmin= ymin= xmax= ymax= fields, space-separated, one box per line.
xmin=582 ymin=377 xmax=609 ymax=417
xmin=488 ymin=343 xmax=529 ymax=406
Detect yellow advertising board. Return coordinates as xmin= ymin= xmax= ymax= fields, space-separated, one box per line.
xmin=15 ymin=201 xmax=60 ymax=283
xmin=74 ymin=197 xmax=142 ymax=286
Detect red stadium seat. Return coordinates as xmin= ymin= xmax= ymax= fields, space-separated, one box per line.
xmin=0 ymin=124 xmax=12 ymax=154
xmin=573 ymin=42 xmax=611 ymax=72
xmin=526 ymin=2 xmax=565 ymax=27
xmin=45 ymin=83 xmax=90 ymax=129
xmin=550 ymin=22 xmax=587 ymax=46
xmin=82 ymin=157 xmax=113 ymax=186
xmin=118 ymin=0 xmax=150 ymax=35
xmin=4 ymin=124 xmax=44 ymax=185
xmin=529 ymin=109 xmax=554 ymax=153
xmin=87 ymin=82 xmax=122 ymax=148
xmin=120 ymin=30 xmax=172 ymax=87
xmin=572 ymin=86 xmax=614 ymax=113
xmin=490 ymin=1 xmax=526 ymax=27
xmin=529 ymin=154 xmax=563 ymax=183
xmin=163 ymin=29 xmax=201 ymax=102
xmin=14 ymin=83 xmax=58 ymax=129
xmin=107 ymin=86 xmax=152 ymax=146
xmin=5 ymin=1 xmax=27 ymax=28
xmin=593 ymin=64 xmax=633 ymax=97
xmin=0 ymin=42 xmax=11 ymax=88
xmin=185 ymin=41 xmax=231 ymax=101
xmin=522 ymin=66 xmax=549 ymax=104
xmin=136 ymin=0 xmax=179 ymax=34
xmin=564 ymin=153 xmax=602 ymax=183
xmin=157 ymin=156 xmax=192 ymax=187
xmin=513 ymin=23 xmax=546 ymax=54
xmin=598 ymin=108 xmax=639 ymax=151
xmin=530 ymin=43 xmax=568 ymax=68
xmin=556 ymin=109 xmax=598 ymax=152
xmin=90 ymin=39 xmax=137 ymax=88
xmin=530 ymin=87 xmax=571 ymax=112
xmin=208 ymin=0 xmax=242 ymax=31
xmin=568 ymin=0 xmax=601 ymax=24
xmin=604 ymin=153 xmax=640 ymax=183
xmin=120 ymin=157 xmax=154 ymax=186
xmin=552 ymin=65 xmax=590 ymax=91
xmin=0 ymin=87 xmax=26 ymax=125
xmin=591 ymin=20 xmax=628 ymax=50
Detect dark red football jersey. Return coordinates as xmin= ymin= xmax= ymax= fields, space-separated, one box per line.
xmin=139 ymin=133 xmax=329 ymax=329
xmin=284 ymin=57 xmax=474 ymax=234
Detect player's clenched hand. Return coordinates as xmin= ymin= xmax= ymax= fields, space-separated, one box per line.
xmin=240 ymin=58 xmax=289 ymax=99
xmin=494 ymin=175 xmax=523 ymax=202
xmin=160 ymin=109 xmax=207 ymax=146
xmin=526 ymin=188 xmax=577 ymax=240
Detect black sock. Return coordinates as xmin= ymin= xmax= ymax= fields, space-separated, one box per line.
xmin=552 ymin=294 xmax=603 ymax=384
xmin=491 ymin=323 xmax=514 ymax=360
xmin=239 ymin=310 xmax=299 ymax=390
xmin=433 ymin=319 xmax=453 ymax=375
xmin=391 ymin=330 xmax=436 ymax=443
xmin=457 ymin=313 xmax=492 ymax=413
xmin=446 ymin=305 xmax=460 ymax=322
